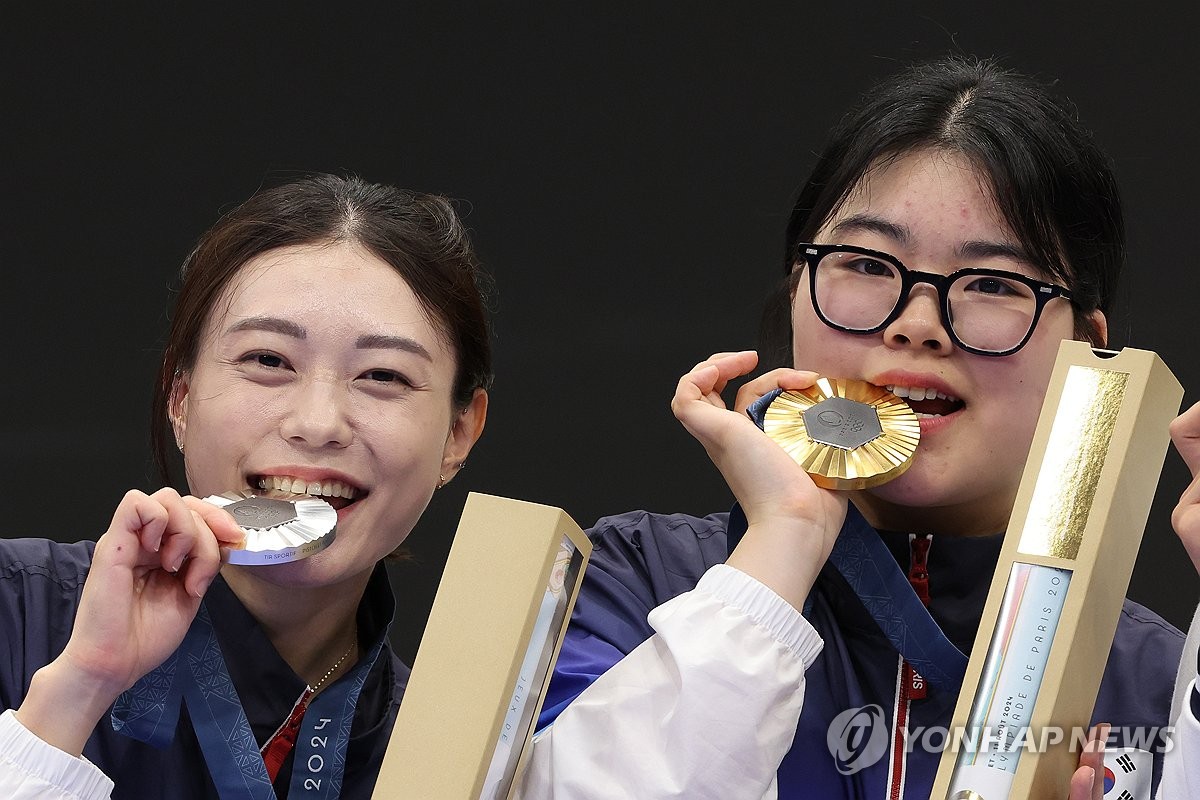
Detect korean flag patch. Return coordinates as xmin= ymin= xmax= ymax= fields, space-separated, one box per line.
xmin=1102 ymin=747 xmax=1152 ymax=799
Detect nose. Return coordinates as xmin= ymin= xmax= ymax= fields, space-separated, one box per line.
xmin=882 ymin=285 xmax=953 ymax=354
xmin=279 ymin=378 xmax=353 ymax=449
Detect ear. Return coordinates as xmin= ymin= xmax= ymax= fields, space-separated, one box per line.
xmin=1085 ymin=309 xmax=1108 ymax=348
xmin=439 ymin=388 xmax=488 ymax=485
xmin=169 ymin=372 xmax=191 ymax=452
xmin=787 ymin=261 xmax=804 ymax=302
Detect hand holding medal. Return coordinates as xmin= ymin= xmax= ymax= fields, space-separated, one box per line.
xmin=673 ymin=351 xmax=850 ymax=610
xmin=15 ymin=488 xmax=244 ymax=758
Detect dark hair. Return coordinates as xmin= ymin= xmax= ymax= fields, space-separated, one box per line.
xmin=151 ymin=173 xmax=493 ymax=481
xmin=761 ymin=56 xmax=1122 ymax=368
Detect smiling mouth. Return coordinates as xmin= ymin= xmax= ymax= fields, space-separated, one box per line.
xmin=251 ymin=474 xmax=365 ymax=511
xmin=883 ymin=384 xmax=966 ymax=419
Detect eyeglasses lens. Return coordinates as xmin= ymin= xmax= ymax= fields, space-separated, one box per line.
xmin=813 ymin=251 xmax=1039 ymax=354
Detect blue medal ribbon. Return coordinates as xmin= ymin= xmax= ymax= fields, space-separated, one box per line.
xmin=742 ymin=388 xmax=969 ymax=688
xmin=113 ymin=605 xmax=384 ymax=799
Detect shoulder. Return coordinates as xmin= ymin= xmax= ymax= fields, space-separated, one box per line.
xmin=1094 ymin=599 xmax=1184 ymax=728
xmin=1113 ymin=598 xmax=1185 ymax=657
xmin=0 ymin=539 xmax=95 ymax=709
xmin=588 ymin=510 xmax=731 ymax=564
xmin=586 ymin=510 xmax=731 ymax=597
xmin=565 ymin=511 xmax=732 ymax=641
xmin=0 ymin=538 xmax=95 ymax=590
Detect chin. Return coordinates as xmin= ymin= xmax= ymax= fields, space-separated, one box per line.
xmin=869 ymin=465 xmax=943 ymax=502
xmin=855 ymin=468 xmax=963 ymax=521
xmin=229 ymin=548 xmax=345 ymax=589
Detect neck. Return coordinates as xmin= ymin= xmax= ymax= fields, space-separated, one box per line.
xmin=850 ymin=493 xmax=1010 ymax=537
xmin=220 ymin=566 xmax=369 ymax=689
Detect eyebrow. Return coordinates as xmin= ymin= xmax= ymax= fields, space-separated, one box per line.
xmin=829 ymin=215 xmax=1035 ymax=267
xmin=828 ymin=214 xmax=911 ymax=245
xmin=226 ymin=316 xmax=432 ymax=361
xmin=957 ymin=240 xmax=1034 ymax=265
xmin=355 ymin=333 xmax=432 ymax=361
xmin=226 ymin=316 xmax=306 ymax=339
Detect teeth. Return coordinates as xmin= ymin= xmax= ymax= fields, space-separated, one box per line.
xmin=915 ymin=412 xmax=944 ymax=419
xmin=883 ymin=384 xmax=959 ymax=403
xmin=254 ymin=475 xmax=359 ymax=501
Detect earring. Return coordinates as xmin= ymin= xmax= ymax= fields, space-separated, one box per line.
xmin=436 ymin=474 xmax=446 ymax=490
xmin=457 ymin=461 xmax=466 ymax=470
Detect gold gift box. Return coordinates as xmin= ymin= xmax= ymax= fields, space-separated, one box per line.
xmin=931 ymin=341 xmax=1182 ymax=798
xmin=373 ymin=493 xmax=591 ymax=799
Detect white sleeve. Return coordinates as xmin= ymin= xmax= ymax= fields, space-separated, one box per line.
xmin=1169 ymin=603 xmax=1200 ymax=728
xmin=0 ymin=709 xmax=113 ymax=800
xmin=1159 ymin=605 xmax=1200 ymax=799
xmin=516 ymin=563 xmax=823 ymax=800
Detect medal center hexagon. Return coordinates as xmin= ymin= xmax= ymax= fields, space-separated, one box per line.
xmin=226 ymin=497 xmax=299 ymax=530
xmin=802 ymin=397 xmax=883 ymax=450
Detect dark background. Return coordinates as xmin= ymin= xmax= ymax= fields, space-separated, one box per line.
xmin=3 ymin=4 xmax=1197 ymax=664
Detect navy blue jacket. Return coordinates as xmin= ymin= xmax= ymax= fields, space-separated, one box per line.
xmin=540 ymin=507 xmax=1184 ymax=798
xmin=0 ymin=538 xmax=407 ymax=799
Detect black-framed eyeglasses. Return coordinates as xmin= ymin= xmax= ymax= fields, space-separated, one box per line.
xmin=795 ymin=243 xmax=1074 ymax=357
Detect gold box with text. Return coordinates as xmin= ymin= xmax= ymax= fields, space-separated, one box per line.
xmin=374 ymin=493 xmax=591 ymax=799
xmin=932 ymin=342 xmax=1182 ymax=798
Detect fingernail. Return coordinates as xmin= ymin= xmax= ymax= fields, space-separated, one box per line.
xmin=192 ymin=576 xmax=214 ymax=598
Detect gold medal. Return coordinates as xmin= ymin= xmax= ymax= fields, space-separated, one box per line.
xmin=762 ymin=378 xmax=920 ymax=490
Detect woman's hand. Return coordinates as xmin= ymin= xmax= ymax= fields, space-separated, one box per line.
xmin=1170 ymin=401 xmax=1200 ymax=575
xmin=1067 ymin=724 xmax=1107 ymax=800
xmin=671 ymin=351 xmax=847 ymax=608
xmin=13 ymin=488 xmax=242 ymax=756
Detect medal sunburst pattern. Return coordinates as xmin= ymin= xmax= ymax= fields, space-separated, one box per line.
xmin=204 ymin=489 xmax=338 ymax=565
xmin=762 ymin=378 xmax=921 ymax=490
